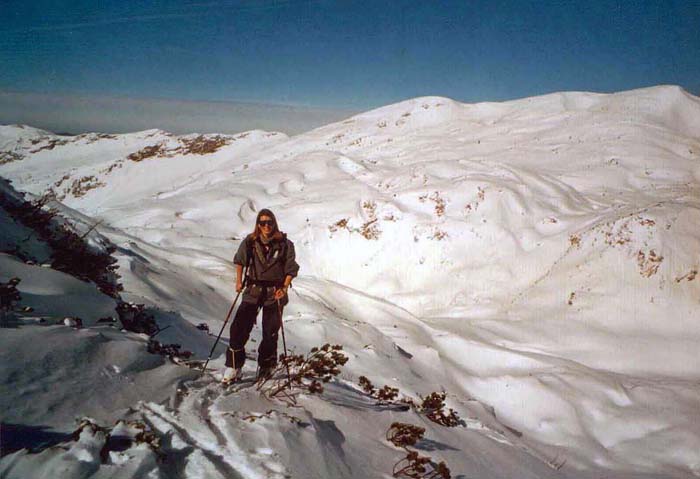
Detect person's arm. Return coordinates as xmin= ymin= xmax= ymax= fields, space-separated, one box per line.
xmin=275 ymin=241 xmax=299 ymax=299
xmin=274 ymin=274 xmax=293 ymax=300
xmin=236 ymin=264 xmax=244 ymax=292
xmin=233 ymin=237 xmax=249 ymax=292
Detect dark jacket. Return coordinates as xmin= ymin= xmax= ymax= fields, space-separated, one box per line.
xmin=234 ymin=234 xmax=299 ymax=305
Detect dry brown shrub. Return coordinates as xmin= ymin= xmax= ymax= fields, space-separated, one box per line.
xmin=240 ymin=410 xmax=302 ymax=425
xmin=675 ymin=269 xmax=697 ymax=282
xmin=69 ymin=175 xmax=106 ymax=197
xmin=637 ymin=249 xmax=663 ymax=277
xmin=178 ymin=135 xmax=229 ymax=155
xmin=387 ymin=422 xmax=425 ymax=448
xmin=386 ymin=423 xmax=451 ymax=478
xmin=419 ymin=392 xmax=461 ymax=427
xmin=328 ymin=218 xmax=349 ymax=233
xmin=359 ymin=376 xmax=401 ymax=402
xmin=432 ymin=229 xmax=448 ymax=241
xmin=0 ymin=151 xmax=24 ymax=165
xmin=569 ymin=234 xmax=581 ymax=248
xmin=429 ymin=192 xmax=446 ymax=217
xmin=29 ymin=138 xmax=69 ymax=153
xmin=257 ymin=343 xmax=349 ymax=406
xmin=128 ymin=143 xmax=166 ymax=162
xmin=360 ymin=218 xmax=381 ymax=240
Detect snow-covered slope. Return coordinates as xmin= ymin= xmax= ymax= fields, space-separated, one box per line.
xmin=1 ymin=85 xmax=699 ymax=478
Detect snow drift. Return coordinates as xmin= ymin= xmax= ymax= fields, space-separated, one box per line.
xmin=1 ymin=85 xmax=699 ymax=478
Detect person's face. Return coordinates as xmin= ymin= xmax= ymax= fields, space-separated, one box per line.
xmin=258 ymin=215 xmax=274 ymax=238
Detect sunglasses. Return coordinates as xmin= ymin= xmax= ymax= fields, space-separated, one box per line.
xmin=258 ymin=220 xmax=275 ymax=227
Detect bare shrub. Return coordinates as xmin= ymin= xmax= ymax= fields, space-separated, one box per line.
xmin=358 ymin=378 xmax=461 ymax=427
xmin=419 ymin=392 xmax=461 ymax=427
xmin=128 ymin=143 xmax=166 ymax=162
xmin=675 ymin=269 xmax=697 ymax=283
xmin=147 ymin=339 xmax=192 ymax=360
xmin=69 ymin=175 xmax=106 ymax=197
xmin=637 ymin=249 xmax=663 ymax=277
xmin=386 ymin=423 xmax=451 ymax=478
xmin=178 ymin=135 xmax=229 ymax=155
xmin=0 ymin=151 xmax=24 ymax=165
xmin=569 ymin=234 xmax=581 ymax=248
xmin=359 ymin=376 xmax=400 ymax=403
xmin=257 ymin=343 xmax=349 ymax=406
xmin=29 ymin=138 xmax=69 ymax=153
xmin=431 ymin=229 xmax=448 ymax=241
xmin=328 ymin=218 xmax=349 ymax=233
xmin=360 ymin=218 xmax=381 ymax=240
xmin=387 ymin=422 xmax=425 ymax=448
xmin=116 ymin=302 xmax=158 ymax=334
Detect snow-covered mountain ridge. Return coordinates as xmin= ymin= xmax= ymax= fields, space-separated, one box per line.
xmin=1 ymin=85 xmax=700 ymax=478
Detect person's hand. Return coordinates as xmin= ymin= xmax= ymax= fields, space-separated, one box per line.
xmin=236 ymin=280 xmax=243 ymax=293
xmin=274 ymin=286 xmax=287 ymax=300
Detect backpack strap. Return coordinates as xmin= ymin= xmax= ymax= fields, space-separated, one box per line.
xmin=244 ymin=235 xmax=257 ymax=281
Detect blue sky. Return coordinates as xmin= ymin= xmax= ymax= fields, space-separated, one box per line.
xmin=1 ymin=0 xmax=699 ymax=111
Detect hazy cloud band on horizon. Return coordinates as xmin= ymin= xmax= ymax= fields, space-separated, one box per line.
xmin=0 ymin=91 xmax=357 ymax=136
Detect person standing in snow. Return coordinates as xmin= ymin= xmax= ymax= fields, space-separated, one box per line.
xmin=222 ymin=208 xmax=299 ymax=384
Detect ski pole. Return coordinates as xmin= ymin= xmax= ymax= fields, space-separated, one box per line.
xmin=277 ymin=297 xmax=293 ymax=388
xmin=201 ymin=266 xmax=248 ymax=375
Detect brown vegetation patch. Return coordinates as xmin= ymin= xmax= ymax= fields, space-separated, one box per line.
xmin=29 ymin=138 xmax=69 ymax=153
xmin=238 ymin=410 xmax=303 ymax=425
xmin=360 ymin=218 xmax=381 ymax=240
xmin=177 ymin=135 xmax=230 ymax=155
xmin=603 ymin=221 xmax=632 ymax=246
xmin=69 ymin=175 xmax=106 ymax=197
xmin=328 ymin=202 xmax=383 ymax=240
xmin=0 ymin=151 xmax=25 ymax=165
xmin=101 ymin=160 xmax=125 ymax=175
xmin=386 ymin=423 xmax=451 ymax=478
xmin=363 ymin=200 xmax=377 ymax=217
xmin=128 ymin=143 xmax=166 ymax=162
xmin=675 ymin=269 xmax=697 ymax=283
xmin=128 ymin=134 xmax=232 ymax=161
xmin=256 ymin=343 xmax=348 ymax=406
xmin=637 ymin=249 xmax=663 ymax=277
xmin=327 ymin=133 xmax=345 ymax=145
xmin=431 ymin=229 xmax=448 ymax=241
xmin=420 ymin=192 xmax=447 ymax=217
xmin=328 ymin=218 xmax=349 ymax=233
xmin=77 ymin=132 xmax=117 ymax=144
xmin=464 ymin=186 xmax=485 ymax=214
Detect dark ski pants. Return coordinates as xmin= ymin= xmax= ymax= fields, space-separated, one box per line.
xmin=225 ymin=299 xmax=282 ymax=369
